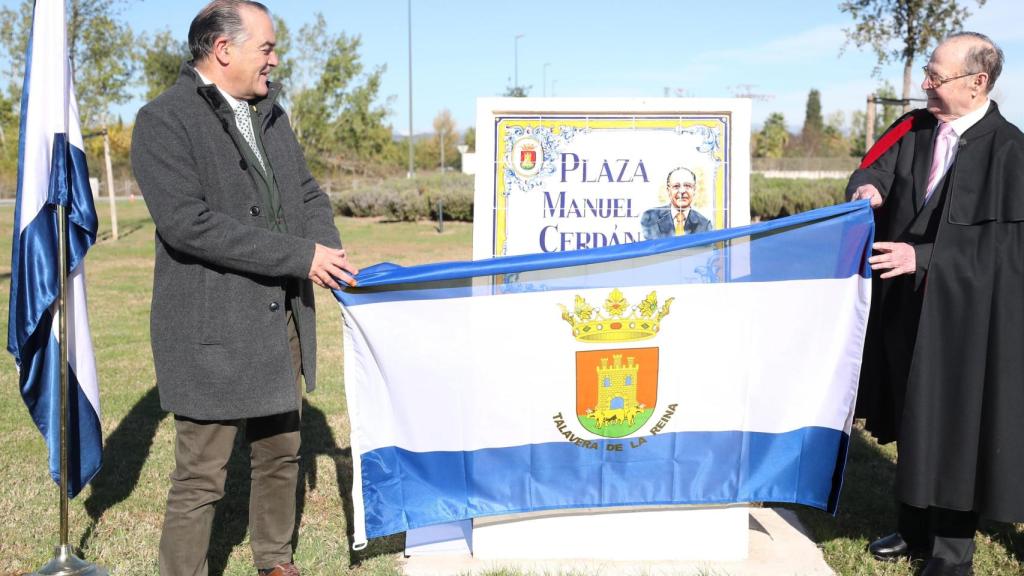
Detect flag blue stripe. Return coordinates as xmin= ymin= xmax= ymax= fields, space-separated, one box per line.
xmin=8 ymin=204 xmax=59 ymax=355
xmin=336 ymin=201 xmax=873 ymax=307
xmin=359 ymin=426 xmax=848 ymax=538
xmin=19 ymin=314 xmax=102 ymax=496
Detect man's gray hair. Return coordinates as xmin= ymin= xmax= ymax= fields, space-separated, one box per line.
xmin=188 ymin=0 xmax=270 ymax=62
xmin=665 ymin=166 xmax=696 ymax=187
xmin=948 ymin=31 xmax=1004 ymax=92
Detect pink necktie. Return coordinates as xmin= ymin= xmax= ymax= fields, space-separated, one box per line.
xmin=924 ymin=123 xmax=955 ymax=203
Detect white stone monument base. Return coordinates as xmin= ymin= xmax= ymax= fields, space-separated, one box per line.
xmin=403 ymin=507 xmax=834 ymax=576
xmin=473 ymin=504 xmax=748 ymax=561
xmin=406 ymin=504 xmax=747 ymax=561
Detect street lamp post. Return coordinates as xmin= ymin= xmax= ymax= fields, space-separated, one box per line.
xmin=407 ymin=0 xmax=414 ymax=178
xmin=543 ymin=62 xmax=550 ymax=97
xmin=514 ymin=33 xmax=524 ymax=92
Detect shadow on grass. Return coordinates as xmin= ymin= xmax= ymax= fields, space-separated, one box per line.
xmin=96 ymin=223 xmax=144 ymax=243
xmin=79 ymin=387 xmax=167 ymax=552
xmin=793 ymin=425 xmax=1024 ymax=573
xmin=296 ymin=400 xmax=404 ymax=567
xmin=72 ymin=383 xmax=403 ymax=571
xmin=981 ymin=520 xmax=1024 ymax=566
xmin=793 ymin=425 xmax=901 ymax=545
xmin=204 ymin=400 xmax=403 ymax=574
xmin=207 ymin=428 xmax=253 ymax=575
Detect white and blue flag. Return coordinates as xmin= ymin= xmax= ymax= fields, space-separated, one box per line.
xmin=336 ymin=202 xmax=873 ymax=547
xmin=7 ymin=0 xmax=101 ymax=497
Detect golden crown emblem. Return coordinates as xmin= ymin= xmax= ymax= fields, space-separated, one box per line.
xmin=559 ymin=288 xmax=674 ymax=343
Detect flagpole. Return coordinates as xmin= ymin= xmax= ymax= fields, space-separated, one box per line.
xmin=59 ymin=201 xmax=70 ymax=547
xmin=31 ymin=204 xmax=106 ymax=576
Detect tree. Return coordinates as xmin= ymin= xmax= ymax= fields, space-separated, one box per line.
xmin=0 ymin=0 xmax=137 ymax=128
xmin=0 ymin=0 xmax=32 ymax=104
xmin=850 ymin=81 xmax=901 ymax=156
xmin=801 ymin=89 xmax=824 ymax=156
xmin=753 ymin=113 xmax=789 ymax=159
xmin=464 ymin=126 xmax=476 ymax=152
xmin=821 ymin=111 xmax=851 ymax=157
xmin=431 ymin=108 xmax=458 ymax=170
xmin=269 ymin=16 xmax=294 ymax=101
xmin=141 ymin=30 xmax=189 ymax=101
xmin=286 ymin=13 xmax=394 ymax=175
xmin=840 ymin=0 xmax=986 ymax=112
xmin=503 ymin=81 xmax=530 ymax=97
xmin=67 ymin=0 xmax=136 ymax=127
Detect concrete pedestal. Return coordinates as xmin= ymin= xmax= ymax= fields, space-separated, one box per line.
xmin=407 ymin=504 xmax=748 ymax=561
xmin=403 ymin=507 xmax=833 ymax=576
xmin=472 ymin=505 xmax=748 ymax=561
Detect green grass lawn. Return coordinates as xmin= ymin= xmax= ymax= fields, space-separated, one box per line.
xmin=0 ymin=201 xmax=1020 ymax=575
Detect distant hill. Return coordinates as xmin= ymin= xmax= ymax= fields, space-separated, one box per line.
xmin=392 ymin=132 xmax=434 ymax=143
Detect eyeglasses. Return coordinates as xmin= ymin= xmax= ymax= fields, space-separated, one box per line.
xmin=921 ymin=66 xmax=979 ymax=87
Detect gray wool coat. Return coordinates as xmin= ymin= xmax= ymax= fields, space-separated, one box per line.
xmin=131 ymin=63 xmax=342 ymax=420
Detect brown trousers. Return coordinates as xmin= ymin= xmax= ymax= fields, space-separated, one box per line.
xmin=159 ymin=312 xmax=302 ymax=576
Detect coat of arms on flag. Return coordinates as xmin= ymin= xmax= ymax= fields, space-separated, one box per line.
xmin=560 ymin=288 xmax=671 ymax=438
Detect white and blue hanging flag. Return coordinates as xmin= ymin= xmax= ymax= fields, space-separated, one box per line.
xmin=7 ymin=0 xmax=101 ymax=498
xmin=336 ymin=201 xmax=873 ymax=547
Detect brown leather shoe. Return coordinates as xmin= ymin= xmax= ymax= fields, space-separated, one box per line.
xmin=257 ymin=563 xmax=299 ymax=576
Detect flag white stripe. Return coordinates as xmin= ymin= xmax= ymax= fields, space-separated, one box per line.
xmin=344 ymin=276 xmax=868 ymax=455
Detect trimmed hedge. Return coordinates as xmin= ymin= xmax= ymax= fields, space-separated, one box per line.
xmin=333 ymin=173 xmax=475 ymax=221
xmin=333 ymin=173 xmax=849 ymax=223
xmin=748 ymin=174 xmax=847 ymax=221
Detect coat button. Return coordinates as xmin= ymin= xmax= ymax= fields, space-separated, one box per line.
xmin=269 ymin=301 xmax=280 ymax=312
xmin=250 ymin=205 xmax=261 ymax=217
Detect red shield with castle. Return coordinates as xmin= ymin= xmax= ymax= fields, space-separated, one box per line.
xmin=520 ymin=148 xmax=536 ymax=170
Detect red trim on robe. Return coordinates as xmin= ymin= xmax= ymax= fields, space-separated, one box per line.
xmin=859 ymin=116 xmax=916 ymax=169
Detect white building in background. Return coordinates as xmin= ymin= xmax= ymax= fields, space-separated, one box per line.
xmin=458 ymin=144 xmax=476 ymax=175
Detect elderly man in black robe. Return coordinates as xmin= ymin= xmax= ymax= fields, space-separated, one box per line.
xmin=848 ymin=31 xmax=1024 ymax=576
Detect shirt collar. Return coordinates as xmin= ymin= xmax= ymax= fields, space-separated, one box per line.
xmin=947 ymin=98 xmax=990 ymax=137
xmin=194 ymin=68 xmax=246 ymax=111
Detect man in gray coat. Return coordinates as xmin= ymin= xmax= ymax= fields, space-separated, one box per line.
xmin=131 ymin=2 xmax=357 ymax=574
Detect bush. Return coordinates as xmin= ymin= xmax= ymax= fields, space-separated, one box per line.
xmin=381 ymin=186 xmax=427 ymax=222
xmin=749 ymin=174 xmax=847 ymax=221
xmin=424 ymin=175 xmax=474 ymax=222
xmin=333 ymin=172 xmax=475 ymax=222
xmin=334 ymin=186 xmax=382 ymax=217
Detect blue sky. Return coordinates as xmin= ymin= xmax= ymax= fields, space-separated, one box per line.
xmin=17 ymin=0 xmax=1024 ymax=135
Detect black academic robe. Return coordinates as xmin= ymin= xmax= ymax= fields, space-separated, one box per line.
xmin=848 ymin=102 xmax=1024 ymax=522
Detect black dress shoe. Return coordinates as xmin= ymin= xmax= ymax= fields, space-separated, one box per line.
xmin=920 ymin=557 xmax=973 ymax=576
xmin=868 ymin=532 xmax=928 ymax=562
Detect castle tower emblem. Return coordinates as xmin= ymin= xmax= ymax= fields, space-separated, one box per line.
xmin=562 ymin=289 xmax=668 ymax=437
